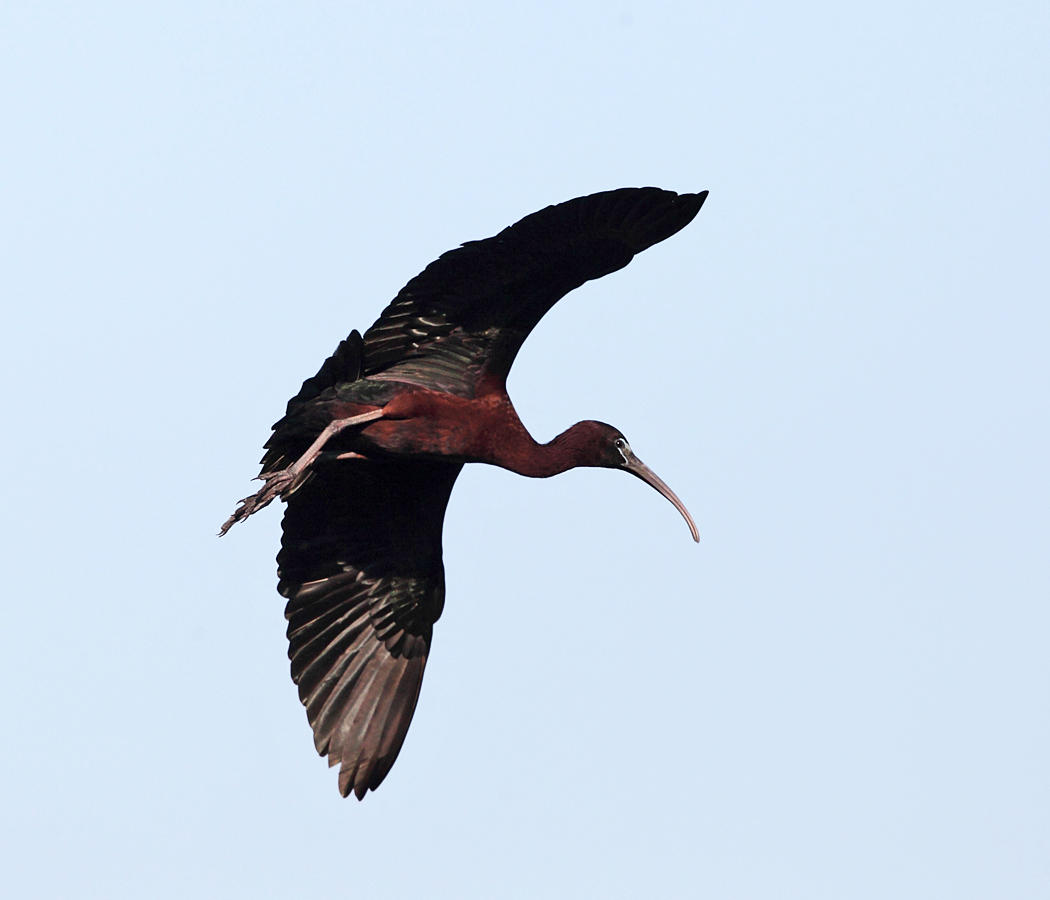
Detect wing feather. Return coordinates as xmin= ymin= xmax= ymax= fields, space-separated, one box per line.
xmin=360 ymin=187 xmax=707 ymax=395
xmin=277 ymin=459 xmax=461 ymax=798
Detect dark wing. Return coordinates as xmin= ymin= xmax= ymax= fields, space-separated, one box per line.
xmin=361 ymin=187 xmax=708 ymax=397
xmin=257 ymin=331 xmax=392 ymax=474
xmin=280 ymin=329 xmax=363 ymax=413
xmin=277 ymin=456 xmax=462 ymax=799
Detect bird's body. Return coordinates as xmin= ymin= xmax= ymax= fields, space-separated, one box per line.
xmin=223 ymin=187 xmax=707 ymax=797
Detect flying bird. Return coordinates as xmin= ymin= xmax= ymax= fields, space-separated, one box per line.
xmin=222 ymin=187 xmax=707 ymax=798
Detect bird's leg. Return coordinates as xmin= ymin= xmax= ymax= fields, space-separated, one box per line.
xmin=220 ymin=408 xmax=385 ymax=534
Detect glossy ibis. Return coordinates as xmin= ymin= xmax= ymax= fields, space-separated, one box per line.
xmin=222 ymin=187 xmax=707 ymax=798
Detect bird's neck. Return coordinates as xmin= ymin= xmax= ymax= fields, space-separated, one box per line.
xmin=483 ymin=422 xmax=590 ymax=479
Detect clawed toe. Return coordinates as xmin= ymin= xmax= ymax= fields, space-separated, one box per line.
xmin=220 ymin=408 xmax=386 ymax=537
xmin=219 ymin=469 xmax=300 ymax=535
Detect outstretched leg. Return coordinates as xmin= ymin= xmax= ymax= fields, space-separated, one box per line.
xmin=220 ymin=408 xmax=384 ymax=535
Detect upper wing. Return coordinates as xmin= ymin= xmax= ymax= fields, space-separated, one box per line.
xmin=276 ymin=456 xmax=462 ymax=798
xmin=361 ymin=187 xmax=708 ymax=397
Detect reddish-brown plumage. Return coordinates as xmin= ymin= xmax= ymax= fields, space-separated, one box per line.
xmin=361 ymin=391 xmax=631 ymax=476
xmin=222 ymin=187 xmax=708 ymax=798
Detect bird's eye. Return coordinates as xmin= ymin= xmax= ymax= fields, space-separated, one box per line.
xmin=614 ymin=438 xmax=627 ymax=450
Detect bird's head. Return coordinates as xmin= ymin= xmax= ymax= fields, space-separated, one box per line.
xmin=563 ymin=421 xmax=700 ymax=543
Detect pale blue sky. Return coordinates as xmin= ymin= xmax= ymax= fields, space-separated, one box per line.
xmin=3 ymin=2 xmax=1048 ymax=897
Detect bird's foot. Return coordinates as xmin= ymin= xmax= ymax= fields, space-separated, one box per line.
xmin=219 ymin=409 xmax=386 ymax=536
xmin=219 ymin=467 xmax=305 ymax=535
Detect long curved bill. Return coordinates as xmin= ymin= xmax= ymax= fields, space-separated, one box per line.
xmin=623 ymin=451 xmax=700 ymax=543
